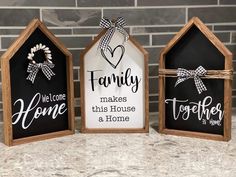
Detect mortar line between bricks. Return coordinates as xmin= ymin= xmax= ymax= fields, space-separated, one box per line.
xmin=230 ymin=32 xmax=233 ymax=43
xmin=185 ymin=7 xmax=188 ymax=23
xmin=149 ymin=93 xmax=159 ymax=96
xmin=226 ymin=44 xmax=236 ymax=46
xmin=0 ymin=34 xmax=94 ymax=37
xmin=129 ymin=29 xmax=236 ymax=36
xmin=123 ymin=23 xmax=236 ymax=27
xmin=101 ymin=8 xmax=104 ymax=18
xmin=39 ymin=8 xmax=42 ymax=21
xmin=214 ymin=31 xmax=232 ymax=33
xmin=0 ymin=26 xmax=75 ymax=29
xmin=1 ymin=23 xmax=236 ymax=29
xmin=68 ymin=47 xmax=85 ymax=50
xmin=148 ymin=63 xmax=159 ymax=66
xmin=149 ymin=34 xmax=152 ymax=46
xmin=0 ymin=5 xmax=236 ymax=9
xmin=224 ymin=42 xmax=236 ymax=45
xmin=132 ymin=32 xmax=177 ymax=35
xmin=150 ymin=112 xmax=159 ymax=115
xmin=75 ymin=0 xmax=78 ymax=7
xmin=143 ymin=45 xmax=166 ymax=48
xmin=144 ymin=46 xmax=163 ymax=49
xmin=149 ymin=76 xmax=158 ymax=79
xmin=149 ymin=101 xmax=158 ymax=103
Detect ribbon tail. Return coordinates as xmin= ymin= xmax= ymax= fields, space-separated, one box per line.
xmin=26 ymin=70 xmax=38 ymax=84
xmin=117 ymin=27 xmax=129 ymax=43
xmin=194 ymin=76 xmax=207 ymax=94
xmin=99 ymin=18 xmax=111 ymax=28
xmin=116 ymin=17 xmax=126 ymax=26
xmin=41 ymin=65 xmax=55 ymax=81
xmin=175 ymin=77 xmax=189 ymax=87
xmin=99 ymin=27 xmax=115 ymax=51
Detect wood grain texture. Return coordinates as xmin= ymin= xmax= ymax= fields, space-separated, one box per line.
xmin=158 ymin=17 xmax=233 ymax=141
xmin=80 ymin=30 xmax=149 ymax=133
xmin=159 ymin=68 xmax=233 ymax=79
xmin=1 ymin=19 xmax=75 ymax=146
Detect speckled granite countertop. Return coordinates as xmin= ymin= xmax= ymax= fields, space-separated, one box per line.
xmin=0 ymin=112 xmax=236 ymax=177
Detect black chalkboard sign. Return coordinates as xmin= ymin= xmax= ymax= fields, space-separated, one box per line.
xmin=158 ymin=17 xmax=233 ymax=141
xmin=1 ymin=19 xmax=75 ymax=146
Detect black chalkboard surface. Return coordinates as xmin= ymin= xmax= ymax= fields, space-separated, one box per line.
xmin=165 ymin=25 xmax=224 ymax=135
xmin=158 ymin=17 xmax=233 ymax=141
xmin=1 ymin=19 xmax=75 ymax=146
xmin=10 ymin=28 xmax=69 ymax=139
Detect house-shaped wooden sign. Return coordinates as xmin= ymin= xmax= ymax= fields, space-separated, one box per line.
xmin=1 ymin=19 xmax=75 ymax=146
xmin=159 ymin=17 xmax=233 ymax=141
xmin=80 ymin=18 xmax=149 ymax=133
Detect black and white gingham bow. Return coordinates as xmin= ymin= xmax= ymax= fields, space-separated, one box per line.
xmin=26 ymin=61 xmax=55 ymax=84
xmin=99 ymin=17 xmax=129 ymax=50
xmin=175 ymin=66 xmax=207 ymax=94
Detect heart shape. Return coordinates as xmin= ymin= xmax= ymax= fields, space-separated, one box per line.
xmin=101 ymin=45 xmax=125 ymax=69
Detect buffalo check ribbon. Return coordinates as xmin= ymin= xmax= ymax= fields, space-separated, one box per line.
xmin=175 ymin=66 xmax=207 ymax=94
xmin=159 ymin=66 xmax=233 ymax=95
xmin=99 ymin=17 xmax=129 ymax=51
xmin=26 ymin=61 xmax=55 ymax=84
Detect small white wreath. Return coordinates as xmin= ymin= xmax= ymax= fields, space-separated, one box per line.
xmin=27 ymin=43 xmax=52 ymax=64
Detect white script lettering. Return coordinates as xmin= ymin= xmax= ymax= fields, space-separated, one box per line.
xmin=12 ymin=93 xmax=67 ymax=129
xmin=165 ymin=96 xmax=223 ymax=125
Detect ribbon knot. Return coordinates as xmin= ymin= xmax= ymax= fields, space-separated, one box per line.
xmin=37 ymin=63 xmax=43 ymax=68
xmin=99 ymin=17 xmax=129 ymax=51
xmin=175 ymin=66 xmax=207 ymax=94
xmin=26 ymin=61 xmax=55 ymax=84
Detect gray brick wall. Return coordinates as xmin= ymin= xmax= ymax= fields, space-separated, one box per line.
xmin=0 ymin=0 xmax=235 ymax=123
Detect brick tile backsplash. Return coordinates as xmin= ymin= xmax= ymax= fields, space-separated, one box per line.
xmin=144 ymin=47 xmax=163 ymax=64
xmin=0 ymin=1 xmax=235 ymax=120
xmin=42 ymin=9 xmax=101 ymax=27
xmin=77 ymin=0 xmax=135 ymax=7
xmin=214 ymin=32 xmax=231 ymax=43
xmin=132 ymin=26 xmax=182 ymax=34
xmin=138 ymin=0 xmax=218 ymax=6
xmin=69 ymin=49 xmax=83 ymax=66
xmin=214 ymin=25 xmax=236 ymax=31
xmin=59 ymin=36 xmax=92 ymax=48
xmin=220 ymin=0 xmax=236 ymax=5
xmin=132 ymin=35 xmax=150 ymax=46
xmin=152 ymin=34 xmax=175 ymax=46
xmin=232 ymin=32 xmax=236 ymax=43
xmin=0 ymin=9 xmax=40 ymax=26
xmin=74 ymin=81 xmax=80 ymax=98
xmin=1 ymin=37 xmax=16 ymax=49
xmin=188 ymin=7 xmax=236 ymax=23
xmin=103 ymin=8 xmax=186 ymax=25
xmin=0 ymin=0 xmax=76 ymax=7
xmin=149 ymin=78 xmax=158 ymax=94
xmin=73 ymin=28 xmax=101 ymax=35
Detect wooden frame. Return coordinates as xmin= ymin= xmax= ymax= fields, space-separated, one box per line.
xmin=1 ymin=19 xmax=75 ymax=146
xmin=80 ymin=29 xmax=149 ymax=133
xmin=158 ymin=17 xmax=233 ymax=141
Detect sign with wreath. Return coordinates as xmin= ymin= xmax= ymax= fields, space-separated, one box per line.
xmin=1 ymin=19 xmax=75 ymax=146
